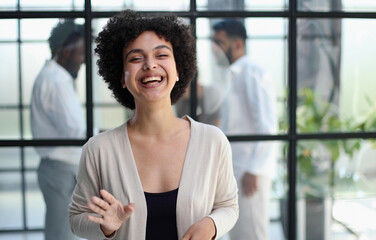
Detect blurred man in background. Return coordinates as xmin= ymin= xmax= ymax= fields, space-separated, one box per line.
xmin=30 ymin=19 xmax=85 ymax=240
xmin=212 ymin=19 xmax=278 ymax=240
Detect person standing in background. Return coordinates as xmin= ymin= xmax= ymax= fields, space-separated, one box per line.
xmin=30 ymin=19 xmax=85 ymax=240
xmin=212 ymin=19 xmax=278 ymax=240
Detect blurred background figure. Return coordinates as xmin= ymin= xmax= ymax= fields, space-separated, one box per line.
xmin=30 ymin=19 xmax=85 ymax=240
xmin=212 ymin=19 xmax=278 ymax=240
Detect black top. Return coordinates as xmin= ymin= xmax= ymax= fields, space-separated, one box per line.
xmin=144 ymin=188 xmax=179 ymax=240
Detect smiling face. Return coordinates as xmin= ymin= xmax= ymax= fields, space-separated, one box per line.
xmin=122 ymin=31 xmax=178 ymax=108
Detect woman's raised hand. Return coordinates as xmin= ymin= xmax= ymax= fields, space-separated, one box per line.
xmin=87 ymin=189 xmax=135 ymax=237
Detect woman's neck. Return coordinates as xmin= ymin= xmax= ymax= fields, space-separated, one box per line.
xmin=128 ymin=104 xmax=179 ymax=137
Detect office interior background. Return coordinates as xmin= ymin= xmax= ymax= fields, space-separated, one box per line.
xmin=0 ymin=0 xmax=376 ymax=239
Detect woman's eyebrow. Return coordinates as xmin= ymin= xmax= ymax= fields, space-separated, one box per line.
xmin=124 ymin=49 xmax=143 ymax=60
xmin=154 ymin=45 xmax=172 ymax=52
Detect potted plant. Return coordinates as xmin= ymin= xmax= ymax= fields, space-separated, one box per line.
xmin=279 ymin=87 xmax=376 ymax=240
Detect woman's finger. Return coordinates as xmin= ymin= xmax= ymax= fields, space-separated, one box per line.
xmin=100 ymin=189 xmax=116 ymax=205
xmin=92 ymin=195 xmax=110 ymax=210
xmin=125 ymin=203 xmax=135 ymax=213
xmin=87 ymin=202 xmax=106 ymax=216
xmin=87 ymin=214 xmax=104 ymax=224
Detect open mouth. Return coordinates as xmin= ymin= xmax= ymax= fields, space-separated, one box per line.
xmin=141 ymin=76 xmax=163 ymax=84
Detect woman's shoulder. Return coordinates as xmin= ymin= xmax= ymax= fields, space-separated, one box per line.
xmin=189 ymin=117 xmax=228 ymax=143
xmin=84 ymin=122 xmax=127 ymax=150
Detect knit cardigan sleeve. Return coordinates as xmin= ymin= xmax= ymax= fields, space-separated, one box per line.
xmin=69 ymin=140 xmax=119 ymax=240
xmin=208 ymin=129 xmax=239 ymax=239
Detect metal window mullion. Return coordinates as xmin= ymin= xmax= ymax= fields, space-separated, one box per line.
xmin=85 ymin=0 xmax=93 ymax=139
xmin=16 ymin=18 xmax=28 ymax=231
xmin=288 ymin=0 xmax=297 ymax=239
xmin=189 ymin=0 xmax=198 ymax=120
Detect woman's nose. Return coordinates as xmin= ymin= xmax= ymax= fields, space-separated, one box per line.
xmin=143 ymin=58 xmax=157 ymax=70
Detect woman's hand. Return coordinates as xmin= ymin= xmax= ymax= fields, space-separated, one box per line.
xmin=182 ymin=217 xmax=216 ymax=240
xmin=87 ymin=189 xmax=135 ymax=237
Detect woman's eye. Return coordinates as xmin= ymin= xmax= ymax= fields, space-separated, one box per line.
xmin=157 ymin=53 xmax=168 ymax=58
xmin=129 ymin=56 xmax=143 ymax=62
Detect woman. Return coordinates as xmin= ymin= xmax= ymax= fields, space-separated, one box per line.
xmin=69 ymin=10 xmax=238 ymax=240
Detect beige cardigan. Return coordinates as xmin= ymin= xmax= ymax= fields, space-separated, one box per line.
xmin=69 ymin=116 xmax=238 ymax=239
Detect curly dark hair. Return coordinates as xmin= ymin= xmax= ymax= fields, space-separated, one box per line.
xmin=95 ymin=10 xmax=197 ymax=109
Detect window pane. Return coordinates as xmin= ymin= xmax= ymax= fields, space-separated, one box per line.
xmin=296 ymin=139 xmax=376 ymax=239
xmin=23 ymin=18 xmax=87 ymax=140
xmin=0 ymin=109 xmax=20 ymax=139
xmin=298 ymin=0 xmax=376 ymax=12
xmin=0 ymin=147 xmax=20 ymax=169
xmin=213 ymin=140 xmax=287 ymax=239
xmin=19 ymin=0 xmax=84 ymax=11
xmin=91 ymin=0 xmax=189 ymax=11
xmin=92 ymin=18 xmax=116 ymax=104
xmin=0 ymin=20 xmax=18 ymax=40
xmin=22 ymin=109 xmax=32 ymax=139
xmin=193 ymin=18 xmax=287 ymax=134
xmin=0 ymin=173 xmax=23 ymax=230
xmin=297 ymin=18 xmax=376 ymax=133
xmin=21 ymin=19 xmax=59 ymax=41
xmin=94 ymin=106 xmax=129 ymax=131
xmin=0 ymin=0 xmax=17 ymax=11
xmin=26 ymin=171 xmax=44 ymax=229
xmin=24 ymin=147 xmax=40 ymax=169
xmin=93 ymin=62 xmax=117 ymax=104
xmin=20 ymin=19 xmax=86 ymax=106
xmin=0 ymin=43 xmax=18 ymax=105
xmin=197 ymin=0 xmax=287 ymax=11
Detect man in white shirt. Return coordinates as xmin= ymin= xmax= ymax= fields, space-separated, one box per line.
xmin=30 ymin=19 xmax=85 ymax=240
xmin=212 ymin=19 xmax=278 ymax=240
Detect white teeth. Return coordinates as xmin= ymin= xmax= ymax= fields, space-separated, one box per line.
xmin=141 ymin=76 xmax=162 ymax=83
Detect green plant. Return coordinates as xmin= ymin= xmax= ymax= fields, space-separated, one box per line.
xmin=280 ymin=87 xmax=376 ymax=199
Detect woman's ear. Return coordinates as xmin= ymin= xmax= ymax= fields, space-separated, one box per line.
xmin=121 ymin=72 xmax=128 ymax=89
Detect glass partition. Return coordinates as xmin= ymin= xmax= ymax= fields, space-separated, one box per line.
xmin=0 ymin=18 xmax=88 ymax=140
xmin=19 ymin=0 xmax=84 ymax=11
xmin=298 ymin=0 xmax=376 ymax=12
xmin=297 ymin=18 xmax=376 ymax=133
xmin=296 ymin=139 xmax=376 ymax=240
xmin=91 ymin=0 xmax=189 ymax=11
xmin=197 ymin=0 xmax=288 ymax=11
xmin=185 ymin=17 xmax=288 ymax=134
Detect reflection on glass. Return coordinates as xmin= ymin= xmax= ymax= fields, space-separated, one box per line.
xmin=91 ymin=0 xmax=189 ymax=11
xmin=298 ymin=0 xmax=376 ymax=12
xmin=0 ymin=173 xmax=23 ymax=229
xmin=26 ymin=171 xmax=44 ymax=229
xmin=297 ymin=18 xmax=376 ymax=133
xmin=192 ymin=17 xmax=287 ymax=134
xmin=0 ymin=147 xmax=20 ymax=169
xmin=197 ymin=0 xmax=287 ymax=11
xmin=296 ymin=139 xmax=376 ymax=240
